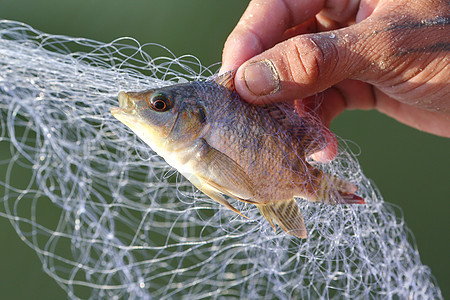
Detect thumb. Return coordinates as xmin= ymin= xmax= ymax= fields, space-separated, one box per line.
xmin=233 ymin=23 xmax=373 ymax=104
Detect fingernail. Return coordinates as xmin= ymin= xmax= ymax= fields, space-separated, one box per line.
xmin=243 ymin=59 xmax=280 ymax=96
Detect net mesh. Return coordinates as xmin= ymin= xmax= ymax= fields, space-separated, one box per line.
xmin=0 ymin=19 xmax=443 ymax=299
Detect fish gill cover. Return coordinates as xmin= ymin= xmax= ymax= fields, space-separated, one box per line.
xmin=0 ymin=20 xmax=443 ymax=299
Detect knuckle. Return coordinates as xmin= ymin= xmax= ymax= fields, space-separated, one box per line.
xmin=286 ymin=35 xmax=340 ymax=87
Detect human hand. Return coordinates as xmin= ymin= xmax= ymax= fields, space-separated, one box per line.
xmin=222 ymin=0 xmax=449 ymax=162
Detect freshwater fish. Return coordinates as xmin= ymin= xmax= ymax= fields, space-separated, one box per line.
xmin=110 ymin=72 xmax=364 ymax=238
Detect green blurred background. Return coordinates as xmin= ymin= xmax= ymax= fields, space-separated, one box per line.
xmin=0 ymin=1 xmax=448 ymax=299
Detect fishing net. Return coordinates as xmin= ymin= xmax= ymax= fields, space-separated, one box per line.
xmin=0 ymin=19 xmax=443 ymax=299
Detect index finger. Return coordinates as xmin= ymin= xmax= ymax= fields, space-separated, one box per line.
xmin=221 ymin=0 xmax=326 ymax=72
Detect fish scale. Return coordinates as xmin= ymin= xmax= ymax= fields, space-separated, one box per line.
xmin=111 ymin=71 xmax=365 ymax=238
xmin=206 ymin=102 xmax=296 ymax=200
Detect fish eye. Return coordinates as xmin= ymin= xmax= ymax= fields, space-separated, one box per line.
xmin=148 ymin=93 xmax=171 ymax=112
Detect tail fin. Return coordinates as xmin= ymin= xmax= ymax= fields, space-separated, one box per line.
xmin=255 ymin=199 xmax=307 ymax=239
xmin=313 ymin=172 xmax=365 ymax=205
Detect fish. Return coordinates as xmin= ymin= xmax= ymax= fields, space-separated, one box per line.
xmin=110 ymin=71 xmax=364 ymax=238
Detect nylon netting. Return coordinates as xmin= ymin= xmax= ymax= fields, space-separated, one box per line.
xmin=0 ymin=20 xmax=443 ymax=299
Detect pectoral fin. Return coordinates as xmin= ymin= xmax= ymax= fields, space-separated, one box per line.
xmin=194 ymin=139 xmax=255 ymax=201
xmin=255 ymin=199 xmax=307 ymax=239
xmin=198 ymin=185 xmax=249 ymax=219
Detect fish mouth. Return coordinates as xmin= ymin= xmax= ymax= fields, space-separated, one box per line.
xmin=111 ymin=91 xmax=136 ymax=116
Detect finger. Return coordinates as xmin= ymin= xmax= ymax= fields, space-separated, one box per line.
xmin=332 ymin=79 xmax=376 ymax=111
xmin=221 ymin=0 xmax=327 ymax=72
xmin=299 ymin=80 xmax=375 ymax=127
xmin=295 ymin=96 xmax=340 ymax=163
xmin=320 ymin=0 xmax=360 ymax=23
xmin=316 ymin=0 xmax=377 ymax=25
xmin=232 ymin=22 xmax=372 ymax=105
xmin=356 ymin=0 xmax=379 ymax=23
xmin=302 ymin=82 xmax=372 ymax=162
xmin=221 ymin=0 xmax=372 ymax=73
xmin=374 ymin=89 xmax=450 ymax=138
xmin=281 ymin=13 xmax=343 ymax=40
xmin=295 ymin=78 xmax=375 ymax=164
xmin=308 ymin=82 xmax=450 ymax=138
xmin=234 ymin=0 xmax=450 ymax=105
xmin=282 ymin=17 xmax=318 ymax=41
xmin=310 ymin=128 xmax=338 ymax=163
xmin=315 ymin=14 xmax=341 ymax=32
xmin=295 ymin=81 xmax=372 ymax=163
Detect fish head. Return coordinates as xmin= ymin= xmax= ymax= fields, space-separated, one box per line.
xmin=110 ymin=84 xmax=207 ymax=153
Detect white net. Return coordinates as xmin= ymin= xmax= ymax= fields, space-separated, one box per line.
xmin=0 ymin=20 xmax=443 ymax=299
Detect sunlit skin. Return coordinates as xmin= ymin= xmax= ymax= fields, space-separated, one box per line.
xmin=221 ymin=0 xmax=450 ymax=162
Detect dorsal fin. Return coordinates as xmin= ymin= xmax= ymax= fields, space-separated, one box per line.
xmin=214 ymin=69 xmax=237 ymax=91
